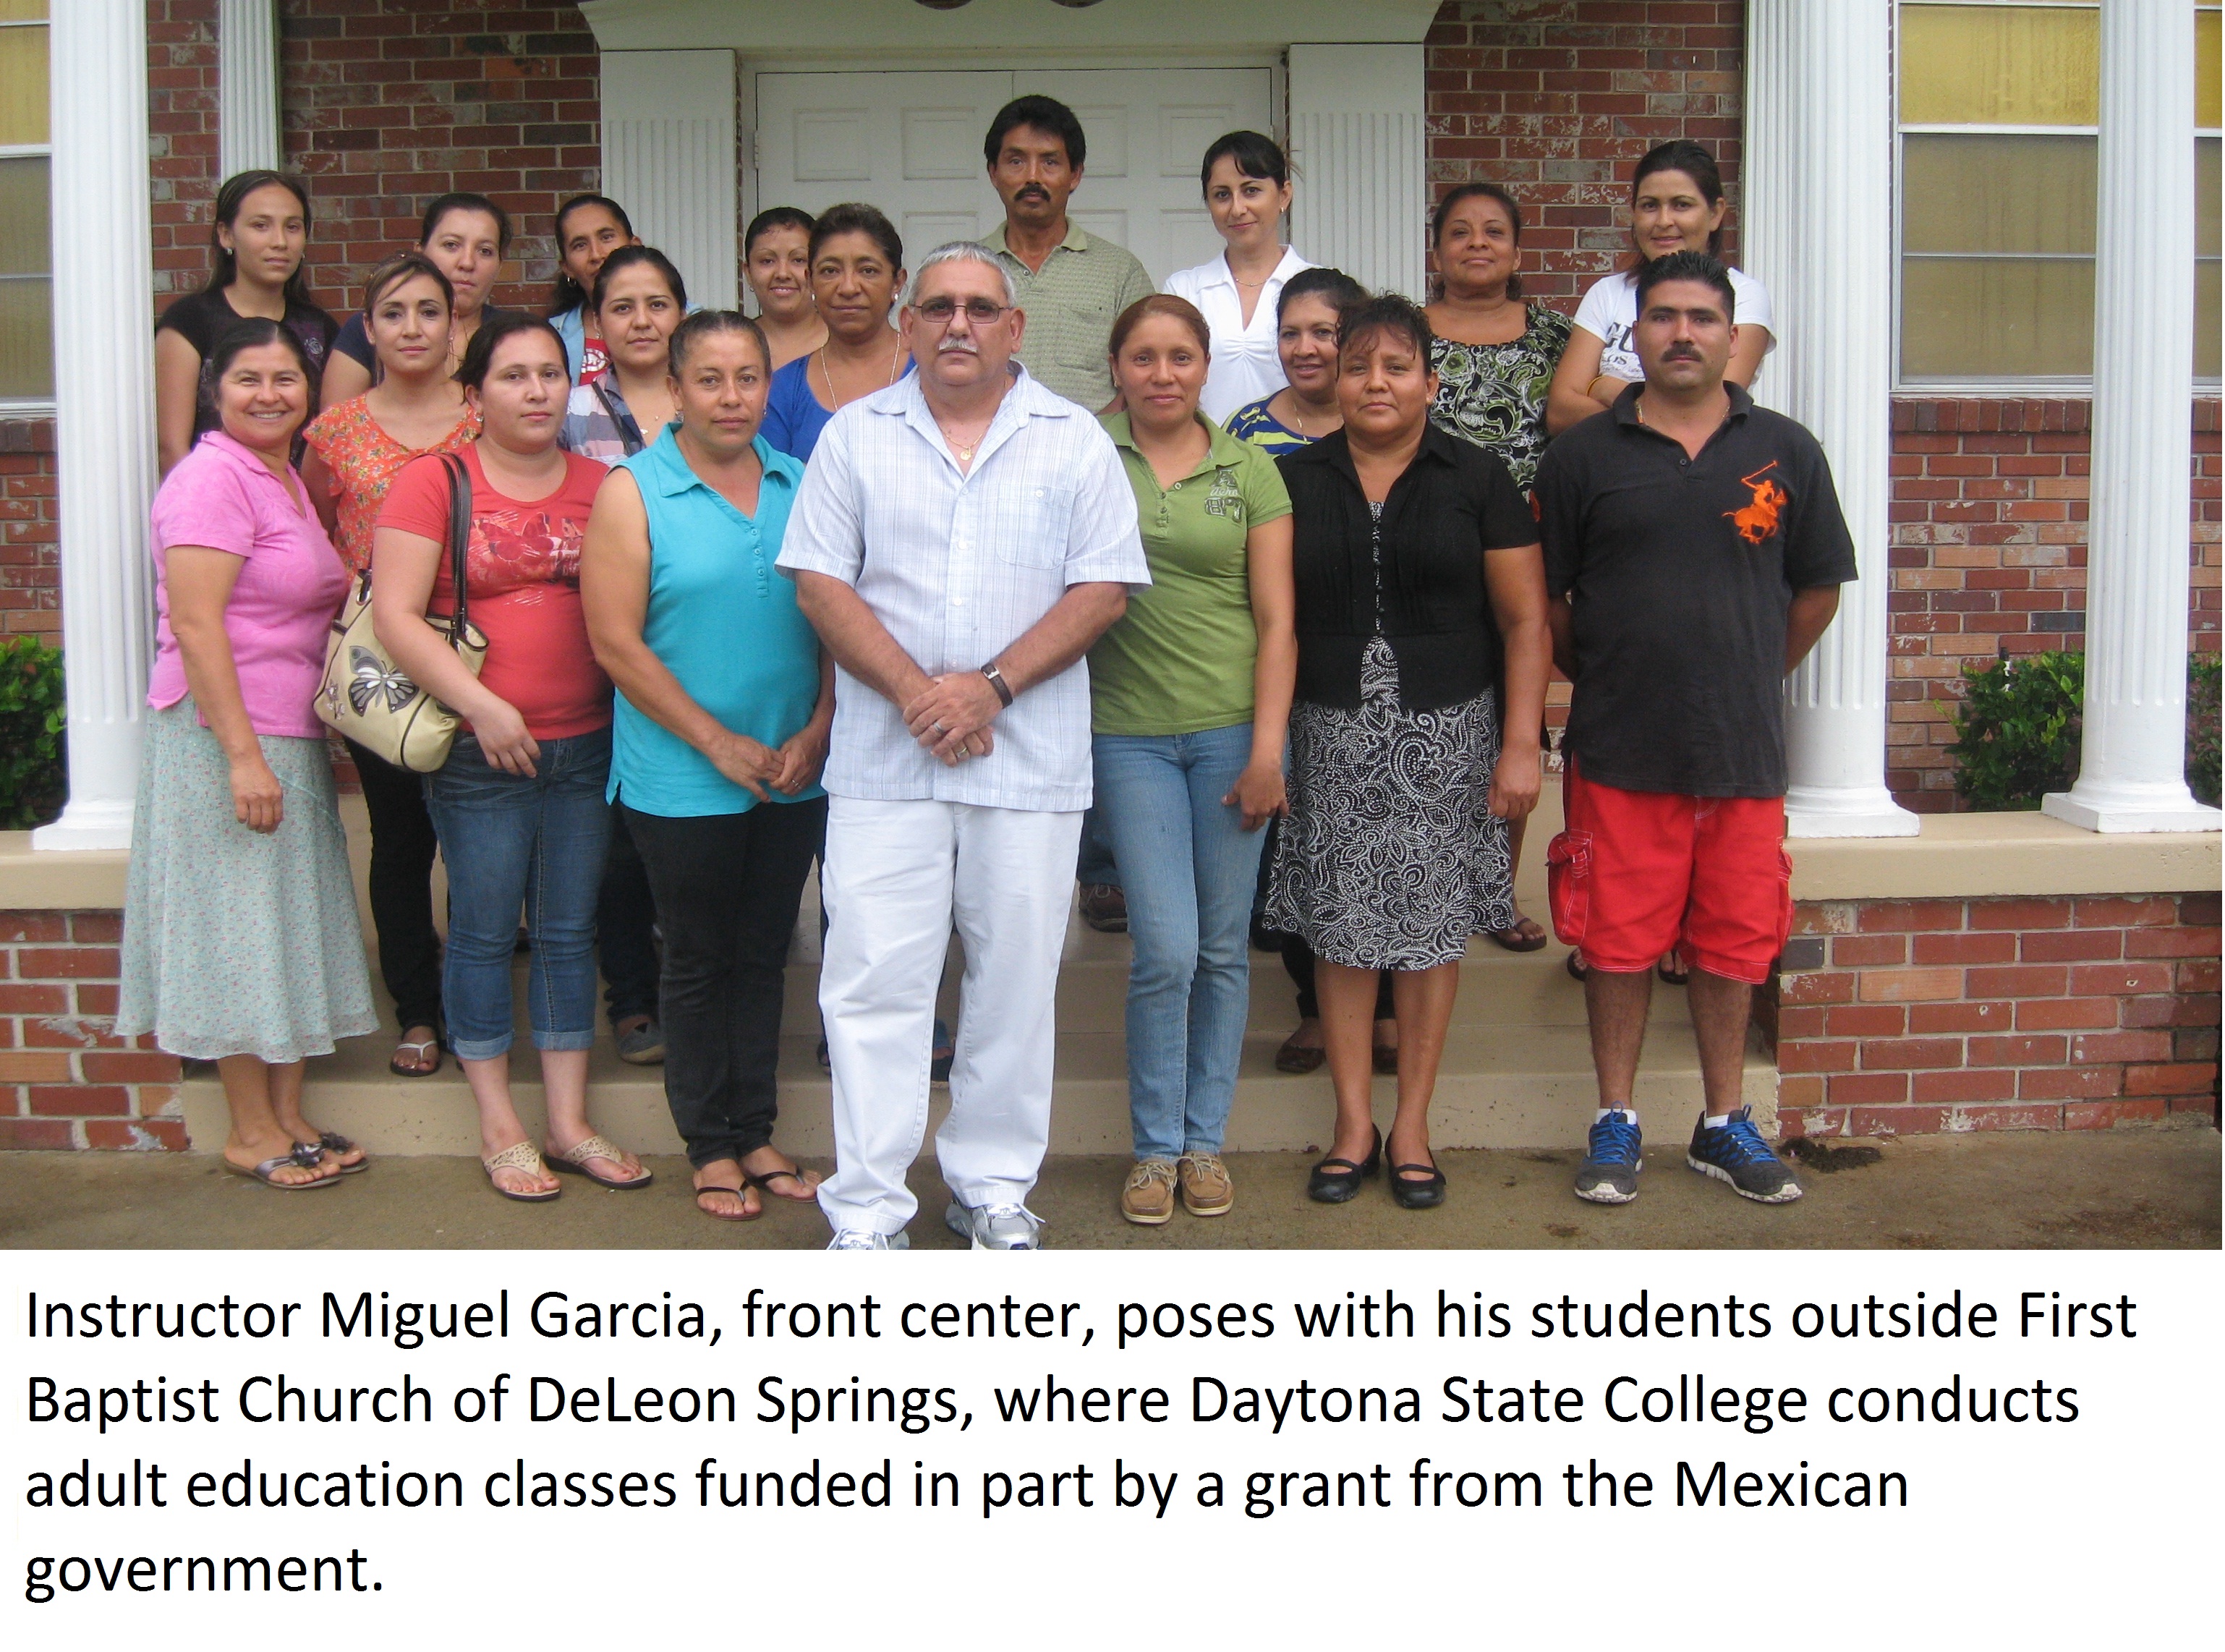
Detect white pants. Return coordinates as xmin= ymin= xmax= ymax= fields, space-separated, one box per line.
xmin=815 ymin=796 xmax=1083 ymax=1235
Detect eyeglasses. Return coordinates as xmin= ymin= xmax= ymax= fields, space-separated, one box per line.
xmin=912 ymin=297 xmax=1012 ymax=325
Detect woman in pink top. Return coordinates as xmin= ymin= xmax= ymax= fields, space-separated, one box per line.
xmin=115 ymin=319 xmax=378 ymax=1190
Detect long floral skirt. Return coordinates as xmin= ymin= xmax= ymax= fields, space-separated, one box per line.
xmin=114 ymin=699 xmax=378 ymax=1063
xmin=1264 ymin=637 xmax=1515 ymax=971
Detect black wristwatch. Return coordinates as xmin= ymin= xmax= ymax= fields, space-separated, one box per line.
xmin=980 ymin=662 xmax=1014 ymax=707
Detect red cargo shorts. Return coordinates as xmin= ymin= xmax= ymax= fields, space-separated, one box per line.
xmin=1545 ymin=760 xmax=1794 ymax=985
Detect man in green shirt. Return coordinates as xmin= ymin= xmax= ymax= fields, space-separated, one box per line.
xmin=982 ymin=95 xmax=1157 ymax=415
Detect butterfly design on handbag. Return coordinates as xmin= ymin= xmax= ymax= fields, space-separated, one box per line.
xmin=344 ymin=646 xmax=418 ymax=715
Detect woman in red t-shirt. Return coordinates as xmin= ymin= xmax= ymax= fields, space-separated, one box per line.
xmin=373 ymin=312 xmax=648 ymax=1204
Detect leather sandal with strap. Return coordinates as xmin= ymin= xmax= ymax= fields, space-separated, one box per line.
xmin=545 ymin=1133 xmax=653 ymax=1190
xmin=482 ymin=1140 xmax=558 ymax=1203
xmin=226 ymin=1152 xmax=341 ymax=1190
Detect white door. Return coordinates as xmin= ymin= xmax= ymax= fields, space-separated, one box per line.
xmin=754 ymin=71 xmax=1013 ymax=266
xmin=754 ymin=67 xmax=1274 ymax=286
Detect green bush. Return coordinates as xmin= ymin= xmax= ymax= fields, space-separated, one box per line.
xmin=2189 ymin=654 xmax=2221 ymax=807
xmin=1946 ymin=649 xmax=2224 ymax=812
xmin=0 ymin=634 xmax=65 ymax=830
xmin=1945 ymin=650 xmax=2083 ymax=810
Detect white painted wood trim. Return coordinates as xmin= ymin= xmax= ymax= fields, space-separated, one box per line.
xmin=1284 ymin=45 xmax=1426 ymax=301
xmin=600 ymin=50 xmax=741 ymax=312
xmin=218 ymin=0 xmax=281 ymax=178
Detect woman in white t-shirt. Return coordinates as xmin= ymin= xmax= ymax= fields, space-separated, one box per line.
xmin=1547 ymin=139 xmax=1775 ymax=435
xmin=1164 ymin=131 xmax=1315 ymax=424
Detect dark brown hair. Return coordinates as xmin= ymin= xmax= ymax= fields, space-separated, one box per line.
xmin=1108 ymin=294 xmax=1211 ymax=359
xmin=1431 ymin=182 xmax=1526 ymax=301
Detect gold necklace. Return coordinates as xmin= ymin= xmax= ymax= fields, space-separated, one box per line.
xmin=817 ymin=339 xmax=904 ymax=409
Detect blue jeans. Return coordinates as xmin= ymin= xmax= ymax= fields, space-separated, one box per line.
xmin=425 ymin=728 xmax=613 ymax=1061
xmin=1092 ymin=723 xmax=1267 ymax=1159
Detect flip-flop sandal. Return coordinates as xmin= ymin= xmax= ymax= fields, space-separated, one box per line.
xmin=744 ymin=1165 xmax=820 ymax=1201
xmin=1487 ymin=917 xmax=1550 ymax=953
xmin=1565 ymin=950 xmax=1589 ymax=982
xmin=292 ymin=1133 xmax=369 ymax=1175
xmin=694 ymin=1184 xmax=760 ymax=1222
xmin=482 ymin=1140 xmax=560 ymax=1203
xmin=388 ymin=1034 xmax=443 ymax=1078
xmin=226 ymin=1153 xmax=341 ymax=1190
xmin=545 ymin=1133 xmax=654 ymax=1190
xmin=1658 ymin=955 xmax=1691 ymax=987
xmin=1275 ymin=1031 xmax=1326 ymax=1074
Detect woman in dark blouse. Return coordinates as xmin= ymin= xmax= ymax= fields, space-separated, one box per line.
xmin=1264 ymin=295 xmax=1550 ymax=1211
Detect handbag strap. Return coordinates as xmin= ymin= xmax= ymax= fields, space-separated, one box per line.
xmin=438 ymin=451 xmax=473 ymax=643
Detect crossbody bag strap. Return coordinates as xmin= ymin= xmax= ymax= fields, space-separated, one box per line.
xmin=592 ymin=378 xmax=647 ymax=456
xmin=440 ymin=451 xmax=472 ymax=643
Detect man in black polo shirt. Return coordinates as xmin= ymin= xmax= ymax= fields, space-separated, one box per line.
xmin=1534 ymin=249 xmax=1857 ymax=1207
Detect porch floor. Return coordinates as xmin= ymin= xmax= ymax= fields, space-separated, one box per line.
xmin=2 ymin=1128 xmax=2214 ymax=1250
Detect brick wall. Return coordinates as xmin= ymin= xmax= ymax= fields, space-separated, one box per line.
xmin=0 ymin=421 xmax=57 ymax=641
xmin=1886 ymin=400 xmax=2222 ymax=810
xmin=1771 ymin=893 xmax=2221 ymax=1138
xmin=281 ymin=1 xmax=600 ymax=317
xmin=0 ymin=912 xmax=185 ymax=1150
xmin=1424 ymin=0 xmax=1745 ymax=305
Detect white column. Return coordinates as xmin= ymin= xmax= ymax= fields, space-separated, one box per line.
xmin=33 ymin=1 xmax=157 ymax=852
xmin=1285 ymin=44 xmax=1426 ymax=301
xmin=1741 ymin=0 xmax=1916 ymax=837
xmin=218 ymin=0 xmax=281 ymax=177
xmin=2043 ymin=1 xmax=2218 ymax=833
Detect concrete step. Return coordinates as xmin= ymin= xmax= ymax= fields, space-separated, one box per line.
xmin=181 ymin=1018 xmax=1773 ymax=1159
xmin=185 ymin=779 xmax=1774 ymax=1158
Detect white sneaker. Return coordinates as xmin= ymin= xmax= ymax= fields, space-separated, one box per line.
xmin=945 ymin=1200 xmax=1044 ymax=1250
xmin=826 ymin=1227 xmax=909 ymax=1251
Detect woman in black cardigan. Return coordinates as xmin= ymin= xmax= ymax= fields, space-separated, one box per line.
xmin=1264 ymin=294 xmax=1550 ymax=1209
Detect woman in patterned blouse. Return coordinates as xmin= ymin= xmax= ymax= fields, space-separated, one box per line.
xmin=1424 ymin=183 xmax=1572 ymax=953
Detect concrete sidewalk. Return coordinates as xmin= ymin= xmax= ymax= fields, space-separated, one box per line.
xmin=2 ymin=1128 xmax=2216 ymax=1249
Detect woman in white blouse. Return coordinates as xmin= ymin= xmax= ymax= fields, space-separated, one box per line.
xmin=1164 ymin=132 xmax=1315 ymax=425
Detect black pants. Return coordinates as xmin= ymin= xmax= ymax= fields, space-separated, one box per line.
xmin=344 ymin=738 xmax=443 ymax=1035
xmin=597 ymin=807 xmax=660 ymax=1026
xmin=624 ymin=798 xmax=826 ymax=1167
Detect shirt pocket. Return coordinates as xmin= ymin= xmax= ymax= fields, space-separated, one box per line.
xmin=997 ymin=481 xmax=1076 ymax=569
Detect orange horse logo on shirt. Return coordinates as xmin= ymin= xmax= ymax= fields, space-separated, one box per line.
xmin=1725 ymin=462 xmax=1789 ymax=545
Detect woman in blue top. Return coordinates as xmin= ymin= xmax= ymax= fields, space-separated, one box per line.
xmin=759 ymin=203 xmax=913 ymax=462
xmin=582 ymin=311 xmax=835 ymax=1223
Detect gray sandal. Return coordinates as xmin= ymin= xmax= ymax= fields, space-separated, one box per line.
xmin=226 ymin=1154 xmax=341 ymax=1190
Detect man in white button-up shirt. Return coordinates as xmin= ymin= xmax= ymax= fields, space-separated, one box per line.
xmin=779 ymin=242 xmax=1150 ymax=1250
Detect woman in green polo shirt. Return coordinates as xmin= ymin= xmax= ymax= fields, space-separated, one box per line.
xmin=1094 ymin=294 xmax=1297 ymax=1228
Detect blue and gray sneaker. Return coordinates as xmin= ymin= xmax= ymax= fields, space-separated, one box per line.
xmin=1574 ymin=1108 xmax=1643 ymax=1204
xmin=1686 ymin=1106 xmax=1803 ymax=1202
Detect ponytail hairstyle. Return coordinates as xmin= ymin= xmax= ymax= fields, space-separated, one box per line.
xmin=1430 ymin=182 xmax=1526 ymax=301
xmin=546 ymin=193 xmax=634 ymax=317
xmin=204 ymin=171 xmax=317 ymax=309
xmin=668 ymin=310 xmax=770 ymax=378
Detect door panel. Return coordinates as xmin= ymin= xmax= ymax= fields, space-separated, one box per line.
xmin=756 ymin=70 xmax=1011 ymax=252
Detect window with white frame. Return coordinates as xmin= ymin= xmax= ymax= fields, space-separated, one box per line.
xmin=0 ymin=1 xmax=48 ymax=406
xmin=1896 ymin=1 xmax=2221 ymax=388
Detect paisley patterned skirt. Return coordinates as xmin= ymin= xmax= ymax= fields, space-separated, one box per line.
xmin=1264 ymin=637 xmax=1515 ymax=971
xmin=115 ymin=699 xmax=378 ymax=1063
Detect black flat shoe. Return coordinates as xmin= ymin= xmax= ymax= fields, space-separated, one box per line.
xmin=1389 ymin=1159 xmax=1447 ymax=1210
xmin=1308 ymin=1127 xmax=1382 ymax=1204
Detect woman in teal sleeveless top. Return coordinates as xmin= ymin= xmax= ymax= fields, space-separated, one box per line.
xmin=582 ymin=310 xmax=833 ymax=1223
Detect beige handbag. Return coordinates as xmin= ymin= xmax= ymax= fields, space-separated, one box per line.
xmin=316 ymin=452 xmax=488 ymax=773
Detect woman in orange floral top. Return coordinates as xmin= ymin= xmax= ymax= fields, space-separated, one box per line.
xmin=299 ymin=251 xmax=478 ymax=1081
